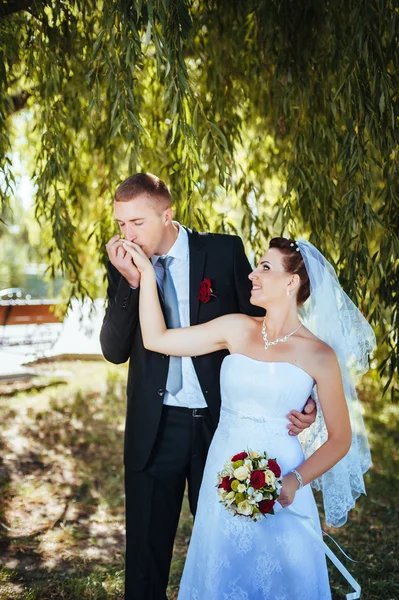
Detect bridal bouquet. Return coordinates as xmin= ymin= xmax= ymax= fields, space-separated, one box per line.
xmin=217 ymin=450 xmax=282 ymax=521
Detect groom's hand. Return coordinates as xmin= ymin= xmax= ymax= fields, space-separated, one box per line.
xmin=286 ymin=398 xmax=317 ymax=436
xmin=106 ymin=235 xmax=141 ymax=288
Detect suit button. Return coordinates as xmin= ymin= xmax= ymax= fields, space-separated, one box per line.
xmin=162 ymin=355 xmax=167 ymax=359
xmin=205 ymin=390 xmax=209 ymax=394
xmin=158 ymin=389 xmax=164 ymax=396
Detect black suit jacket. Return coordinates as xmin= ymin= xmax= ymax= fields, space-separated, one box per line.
xmin=100 ymin=229 xmax=264 ymax=470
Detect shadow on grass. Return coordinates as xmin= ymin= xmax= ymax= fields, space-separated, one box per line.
xmin=317 ymin=393 xmax=399 ymax=600
xmin=0 ymin=363 xmax=127 ymax=599
xmin=0 ymin=438 xmax=12 ymax=552
xmin=0 ymin=367 xmax=397 ymax=600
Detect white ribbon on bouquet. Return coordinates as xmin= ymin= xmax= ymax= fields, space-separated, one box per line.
xmin=274 ymin=503 xmax=361 ymax=599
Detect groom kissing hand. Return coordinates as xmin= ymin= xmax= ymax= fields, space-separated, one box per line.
xmin=100 ymin=172 xmax=317 ymax=600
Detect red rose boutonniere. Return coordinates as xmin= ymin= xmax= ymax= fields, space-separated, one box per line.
xmin=199 ymin=278 xmax=216 ymax=303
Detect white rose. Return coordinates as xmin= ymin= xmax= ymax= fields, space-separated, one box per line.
xmin=244 ymin=459 xmax=253 ymax=470
xmin=223 ymin=463 xmax=234 ymax=476
xmin=237 ymin=500 xmax=253 ymax=516
xmin=250 ymin=451 xmax=261 ymax=459
xmin=234 ymin=465 xmax=250 ymax=481
xmin=254 ymin=492 xmax=263 ymax=502
xmin=247 ymin=486 xmax=254 ymax=497
xmin=264 ymin=470 xmax=276 ymax=486
xmin=237 ymin=483 xmax=247 ymax=493
xmin=225 ymin=491 xmax=236 ymax=506
xmin=259 ymin=459 xmax=268 ymax=468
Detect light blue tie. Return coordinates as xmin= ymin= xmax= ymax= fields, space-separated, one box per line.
xmin=158 ymin=256 xmax=183 ymax=396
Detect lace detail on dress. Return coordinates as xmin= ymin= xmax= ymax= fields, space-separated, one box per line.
xmin=223 ymin=583 xmax=250 ymax=600
xmin=300 ymin=384 xmax=371 ymax=526
xmin=223 ymin=509 xmax=253 ymax=555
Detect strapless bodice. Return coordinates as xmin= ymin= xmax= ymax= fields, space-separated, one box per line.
xmin=216 ymin=353 xmax=316 ymax=476
xmin=220 ymin=354 xmax=314 ymax=422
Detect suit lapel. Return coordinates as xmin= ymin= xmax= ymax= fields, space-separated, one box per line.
xmin=187 ymin=229 xmax=207 ymax=325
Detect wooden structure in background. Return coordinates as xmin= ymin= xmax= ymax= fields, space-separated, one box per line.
xmin=0 ymin=300 xmax=62 ymax=327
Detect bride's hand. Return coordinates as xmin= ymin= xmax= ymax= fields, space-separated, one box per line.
xmin=122 ymin=241 xmax=153 ymax=274
xmin=277 ymin=473 xmax=300 ymax=508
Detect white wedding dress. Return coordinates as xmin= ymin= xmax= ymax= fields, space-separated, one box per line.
xmin=178 ymin=354 xmax=331 ymax=600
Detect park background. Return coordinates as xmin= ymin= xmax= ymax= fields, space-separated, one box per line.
xmin=0 ymin=1 xmax=398 ymax=599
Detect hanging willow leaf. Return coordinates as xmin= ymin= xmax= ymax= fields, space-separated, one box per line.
xmin=0 ymin=0 xmax=397 ymax=393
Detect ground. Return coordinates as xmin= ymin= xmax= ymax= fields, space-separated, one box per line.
xmin=0 ymin=361 xmax=397 ymax=599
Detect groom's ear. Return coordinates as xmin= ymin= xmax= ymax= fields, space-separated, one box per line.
xmin=164 ymin=206 xmax=174 ymax=224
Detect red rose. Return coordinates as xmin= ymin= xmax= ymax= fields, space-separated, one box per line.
xmin=199 ymin=278 xmax=212 ymax=303
xmin=259 ymin=499 xmax=275 ymax=514
xmin=231 ymin=452 xmax=248 ymax=462
xmin=250 ymin=470 xmax=266 ymax=489
xmin=219 ymin=476 xmax=232 ymax=491
xmin=267 ymin=459 xmax=281 ymax=478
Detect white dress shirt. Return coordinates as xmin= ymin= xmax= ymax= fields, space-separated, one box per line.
xmin=151 ymin=223 xmax=207 ymax=409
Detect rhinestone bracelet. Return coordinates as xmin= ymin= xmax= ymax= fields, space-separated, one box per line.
xmin=292 ymin=469 xmax=303 ymax=489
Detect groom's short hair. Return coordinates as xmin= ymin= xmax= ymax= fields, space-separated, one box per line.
xmin=114 ymin=173 xmax=172 ymax=208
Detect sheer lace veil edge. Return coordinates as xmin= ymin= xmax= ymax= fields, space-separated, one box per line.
xmin=296 ymin=238 xmax=376 ymax=527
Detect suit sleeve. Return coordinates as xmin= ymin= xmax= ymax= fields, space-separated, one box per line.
xmin=232 ymin=237 xmax=265 ymax=317
xmin=100 ymin=262 xmax=140 ymax=364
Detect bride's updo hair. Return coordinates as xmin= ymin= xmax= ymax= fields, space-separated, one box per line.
xmin=269 ymin=238 xmax=310 ymax=305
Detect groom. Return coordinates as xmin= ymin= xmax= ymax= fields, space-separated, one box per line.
xmin=100 ymin=173 xmax=316 ymax=600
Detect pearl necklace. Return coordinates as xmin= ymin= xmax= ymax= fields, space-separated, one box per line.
xmin=261 ymin=319 xmax=302 ymax=350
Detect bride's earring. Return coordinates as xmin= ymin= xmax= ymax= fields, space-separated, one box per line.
xmin=286 ymin=289 xmax=290 ymax=297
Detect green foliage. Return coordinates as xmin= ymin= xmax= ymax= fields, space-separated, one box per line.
xmin=0 ymin=0 xmax=397 ymax=391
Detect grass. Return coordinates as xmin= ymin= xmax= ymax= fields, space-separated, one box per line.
xmin=0 ymin=361 xmax=397 ymax=599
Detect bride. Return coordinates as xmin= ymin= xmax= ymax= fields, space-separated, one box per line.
xmin=123 ymin=236 xmax=374 ymax=599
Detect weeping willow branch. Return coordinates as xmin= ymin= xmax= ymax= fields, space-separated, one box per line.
xmin=0 ymin=0 xmax=398 ymax=391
